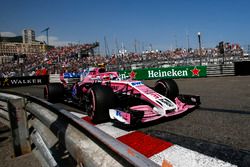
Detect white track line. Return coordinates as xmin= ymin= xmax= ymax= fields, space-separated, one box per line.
xmin=96 ymin=122 xmax=133 ymax=138
xmin=150 ymin=145 xmax=236 ymax=167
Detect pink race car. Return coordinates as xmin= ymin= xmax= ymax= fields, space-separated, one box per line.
xmin=44 ymin=67 xmax=200 ymax=126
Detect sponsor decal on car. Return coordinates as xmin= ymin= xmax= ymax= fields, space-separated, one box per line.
xmin=131 ymin=81 xmax=143 ymax=86
xmin=109 ymin=109 xmax=131 ymax=124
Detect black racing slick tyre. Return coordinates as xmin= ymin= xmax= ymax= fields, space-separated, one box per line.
xmin=86 ymin=85 xmax=116 ymax=124
xmin=44 ymin=83 xmax=64 ymax=103
xmin=154 ymin=79 xmax=179 ymax=100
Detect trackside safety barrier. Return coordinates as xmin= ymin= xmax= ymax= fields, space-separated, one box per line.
xmin=206 ymin=64 xmax=235 ymax=77
xmin=0 ymin=91 xmax=159 ymax=167
xmin=49 ymin=74 xmax=61 ymax=83
xmin=49 ymin=74 xmax=79 ymax=84
xmin=48 ymin=64 xmax=237 ymax=83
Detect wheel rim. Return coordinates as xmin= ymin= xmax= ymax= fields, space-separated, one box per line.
xmin=86 ymin=90 xmax=95 ymax=119
xmin=155 ymin=82 xmax=169 ymax=96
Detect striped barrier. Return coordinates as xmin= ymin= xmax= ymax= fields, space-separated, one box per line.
xmin=72 ymin=112 xmax=237 ymax=167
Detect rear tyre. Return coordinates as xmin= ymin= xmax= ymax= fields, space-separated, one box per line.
xmin=86 ymin=85 xmax=116 ymax=124
xmin=44 ymin=83 xmax=64 ymax=103
xmin=154 ymin=79 xmax=179 ymax=100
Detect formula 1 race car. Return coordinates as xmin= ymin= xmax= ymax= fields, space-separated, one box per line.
xmin=44 ymin=67 xmax=200 ymax=126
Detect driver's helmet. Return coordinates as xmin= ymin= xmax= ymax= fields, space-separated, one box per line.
xmin=98 ymin=63 xmax=105 ymax=68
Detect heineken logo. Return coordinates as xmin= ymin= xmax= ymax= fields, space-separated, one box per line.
xmin=129 ymin=71 xmax=136 ymax=79
xmin=148 ymin=69 xmax=188 ymax=78
xmin=191 ymin=67 xmax=200 ymax=76
xmin=119 ymin=66 xmax=206 ymax=80
xmin=148 ymin=67 xmax=202 ymax=78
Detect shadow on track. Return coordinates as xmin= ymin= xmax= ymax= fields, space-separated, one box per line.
xmin=199 ymin=107 xmax=250 ymax=115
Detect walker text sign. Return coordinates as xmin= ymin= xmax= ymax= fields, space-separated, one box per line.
xmin=118 ymin=66 xmax=207 ymax=80
xmin=0 ymin=75 xmax=49 ymax=88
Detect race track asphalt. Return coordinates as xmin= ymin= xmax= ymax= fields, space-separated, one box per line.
xmin=143 ymin=76 xmax=250 ymax=151
xmin=2 ymin=75 xmax=250 ymax=166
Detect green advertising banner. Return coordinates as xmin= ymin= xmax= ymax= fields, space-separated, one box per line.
xmin=118 ymin=66 xmax=207 ymax=80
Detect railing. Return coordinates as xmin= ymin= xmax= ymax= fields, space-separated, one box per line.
xmin=206 ymin=64 xmax=235 ymax=77
xmin=0 ymin=91 xmax=159 ymax=167
xmin=106 ymin=54 xmax=250 ymax=71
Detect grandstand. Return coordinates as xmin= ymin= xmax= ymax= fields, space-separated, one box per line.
xmin=1 ymin=38 xmax=249 ymax=78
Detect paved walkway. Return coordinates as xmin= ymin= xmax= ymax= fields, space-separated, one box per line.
xmin=0 ymin=122 xmax=41 ymax=167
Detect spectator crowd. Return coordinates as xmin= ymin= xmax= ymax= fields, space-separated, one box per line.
xmin=0 ymin=42 xmax=244 ymax=78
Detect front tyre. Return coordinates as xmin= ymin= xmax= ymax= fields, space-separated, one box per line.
xmin=85 ymin=85 xmax=116 ymax=124
xmin=154 ymin=79 xmax=179 ymax=100
xmin=44 ymin=83 xmax=64 ymax=103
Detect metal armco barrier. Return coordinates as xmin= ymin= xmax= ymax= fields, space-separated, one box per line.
xmin=0 ymin=94 xmax=31 ymax=156
xmin=206 ymin=64 xmax=235 ymax=77
xmin=0 ymin=91 xmax=159 ymax=167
